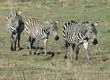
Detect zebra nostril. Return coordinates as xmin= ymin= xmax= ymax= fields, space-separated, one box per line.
xmin=55 ymin=35 xmax=59 ymax=41
xmin=92 ymin=39 xmax=98 ymax=45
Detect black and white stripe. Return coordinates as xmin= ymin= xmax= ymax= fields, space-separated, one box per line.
xmin=25 ymin=18 xmax=59 ymax=55
xmin=6 ymin=10 xmax=24 ymax=51
xmin=63 ymin=21 xmax=83 ymax=44
xmin=40 ymin=28 xmax=49 ymax=39
xmin=63 ymin=21 xmax=98 ymax=60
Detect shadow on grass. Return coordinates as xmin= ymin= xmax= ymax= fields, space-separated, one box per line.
xmin=27 ymin=46 xmax=44 ymax=50
xmin=45 ymin=52 xmax=61 ymax=61
xmin=19 ymin=47 xmax=24 ymax=50
xmin=37 ymin=51 xmax=61 ymax=58
xmin=18 ymin=47 xmax=24 ymax=51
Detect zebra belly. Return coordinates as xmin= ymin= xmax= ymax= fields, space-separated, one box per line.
xmin=65 ymin=33 xmax=82 ymax=45
xmin=66 ymin=35 xmax=75 ymax=44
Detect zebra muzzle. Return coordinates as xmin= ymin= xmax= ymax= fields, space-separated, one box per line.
xmin=92 ymin=39 xmax=98 ymax=45
xmin=55 ymin=35 xmax=59 ymax=41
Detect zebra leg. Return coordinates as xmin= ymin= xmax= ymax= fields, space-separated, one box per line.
xmin=27 ymin=36 xmax=32 ymax=55
xmin=44 ymin=39 xmax=48 ymax=56
xmin=27 ymin=37 xmax=35 ymax=49
xmin=83 ymin=40 xmax=90 ymax=60
xmin=31 ymin=38 xmax=36 ymax=48
xmin=34 ymin=39 xmax=39 ymax=55
xmin=64 ymin=41 xmax=68 ymax=59
xmin=70 ymin=44 xmax=75 ymax=59
xmin=76 ymin=46 xmax=79 ymax=60
xmin=13 ymin=33 xmax=18 ymax=51
xmin=18 ymin=33 xmax=21 ymax=49
xmin=9 ymin=34 xmax=14 ymax=51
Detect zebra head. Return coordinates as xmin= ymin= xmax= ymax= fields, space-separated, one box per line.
xmin=49 ymin=20 xmax=59 ymax=41
xmin=85 ymin=21 xmax=98 ymax=45
xmin=8 ymin=10 xmax=23 ymax=32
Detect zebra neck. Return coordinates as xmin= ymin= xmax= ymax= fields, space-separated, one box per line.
xmin=40 ymin=28 xmax=50 ymax=39
xmin=42 ymin=21 xmax=50 ymax=35
xmin=42 ymin=21 xmax=50 ymax=29
xmin=44 ymin=28 xmax=50 ymax=35
xmin=77 ymin=26 xmax=87 ymax=40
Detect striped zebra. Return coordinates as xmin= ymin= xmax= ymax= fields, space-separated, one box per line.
xmin=63 ymin=21 xmax=98 ymax=60
xmin=24 ymin=18 xmax=59 ymax=55
xmin=6 ymin=10 xmax=24 ymax=51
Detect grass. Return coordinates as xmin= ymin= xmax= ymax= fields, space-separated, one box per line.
xmin=0 ymin=0 xmax=110 ymax=80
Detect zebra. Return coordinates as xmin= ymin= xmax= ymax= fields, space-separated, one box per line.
xmin=63 ymin=21 xmax=98 ymax=60
xmin=6 ymin=10 xmax=24 ymax=51
xmin=24 ymin=18 xmax=59 ymax=55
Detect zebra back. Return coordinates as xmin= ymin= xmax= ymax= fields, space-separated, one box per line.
xmin=25 ymin=18 xmax=51 ymax=37
xmin=25 ymin=18 xmax=41 ymax=36
xmin=63 ymin=21 xmax=80 ymax=41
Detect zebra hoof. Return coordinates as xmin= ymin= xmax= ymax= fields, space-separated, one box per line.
xmin=75 ymin=58 xmax=78 ymax=60
xmin=13 ymin=48 xmax=16 ymax=51
xmin=27 ymin=46 xmax=29 ymax=49
xmin=64 ymin=56 xmax=67 ymax=59
xmin=29 ymin=51 xmax=31 ymax=55
xmin=34 ymin=52 xmax=36 ymax=55
xmin=10 ymin=47 xmax=13 ymax=51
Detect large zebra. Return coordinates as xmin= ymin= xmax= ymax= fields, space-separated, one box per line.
xmin=63 ymin=21 xmax=98 ymax=60
xmin=24 ymin=18 xmax=59 ymax=55
xmin=6 ymin=10 xmax=24 ymax=51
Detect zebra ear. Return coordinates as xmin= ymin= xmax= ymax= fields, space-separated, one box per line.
xmin=49 ymin=20 xmax=53 ymax=24
xmin=18 ymin=10 xmax=22 ymax=15
xmin=94 ymin=22 xmax=98 ymax=27
xmin=15 ymin=12 xmax=18 ymax=16
xmin=11 ymin=10 xmax=14 ymax=16
xmin=56 ymin=20 xmax=59 ymax=24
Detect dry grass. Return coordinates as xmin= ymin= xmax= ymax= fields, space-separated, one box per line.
xmin=0 ymin=0 xmax=110 ymax=80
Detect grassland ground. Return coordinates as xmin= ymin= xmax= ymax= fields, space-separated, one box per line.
xmin=0 ymin=0 xmax=110 ymax=80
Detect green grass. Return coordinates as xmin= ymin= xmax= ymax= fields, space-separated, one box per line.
xmin=0 ymin=0 xmax=110 ymax=80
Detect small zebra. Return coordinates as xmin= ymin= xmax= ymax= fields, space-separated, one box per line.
xmin=63 ymin=21 xmax=98 ymax=60
xmin=24 ymin=18 xmax=59 ymax=55
xmin=6 ymin=10 xmax=24 ymax=51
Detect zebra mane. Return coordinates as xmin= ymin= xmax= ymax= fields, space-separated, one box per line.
xmin=64 ymin=21 xmax=78 ymax=27
xmin=91 ymin=23 xmax=95 ymax=27
xmin=43 ymin=21 xmax=49 ymax=26
xmin=42 ymin=20 xmax=58 ymax=29
xmin=70 ymin=21 xmax=78 ymax=24
xmin=81 ymin=21 xmax=96 ymax=28
xmin=42 ymin=21 xmax=52 ymax=30
xmin=81 ymin=21 xmax=90 ymax=24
